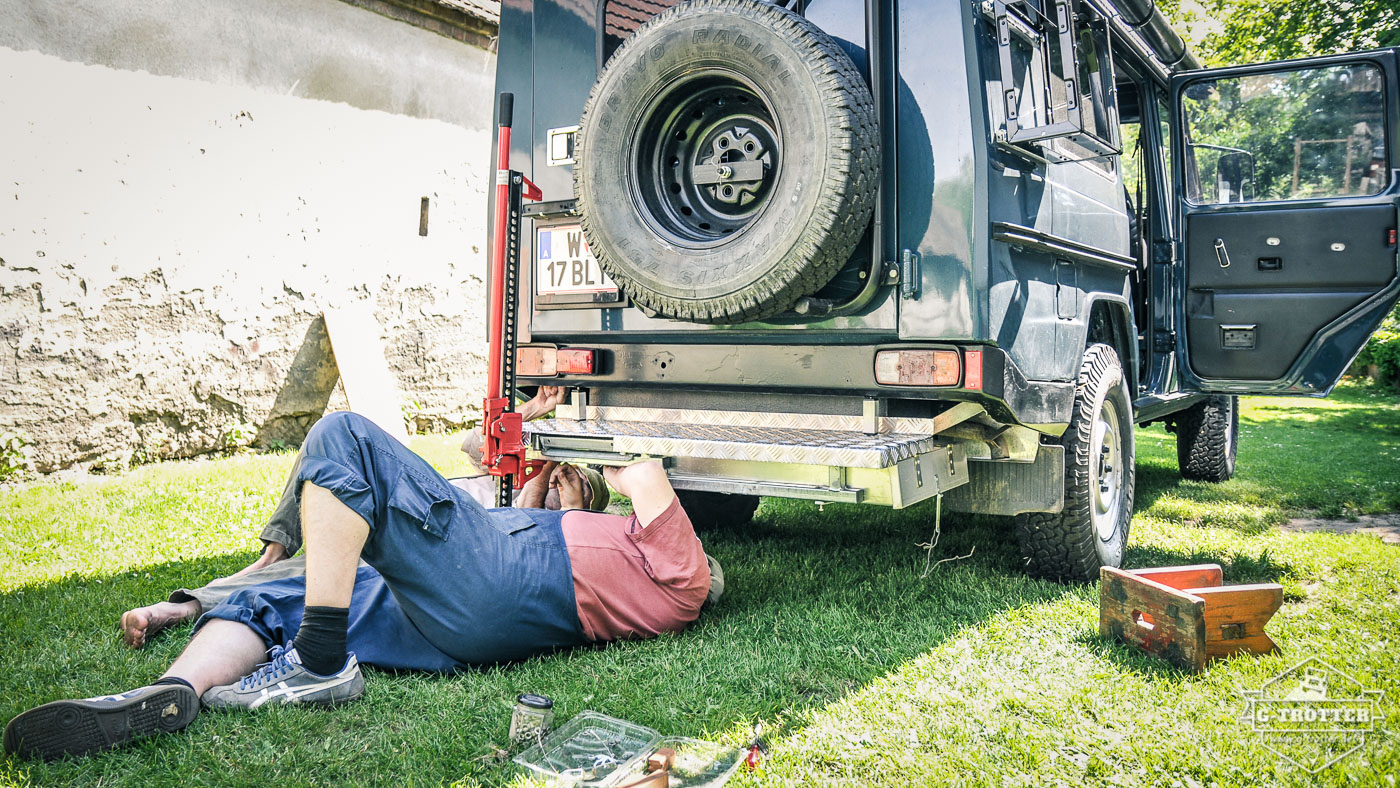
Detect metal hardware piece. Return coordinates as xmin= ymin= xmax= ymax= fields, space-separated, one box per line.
xmin=1213 ymin=238 xmax=1231 ymax=268
xmin=546 ymin=125 xmax=579 ymax=166
xmin=862 ymin=399 xmax=880 ymax=435
xmin=900 ymin=249 xmax=921 ymax=299
xmin=669 ymin=474 xmax=864 ymax=504
xmin=526 ymin=418 xmax=946 ymax=469
xmin=571 ymin=389 xmax=589 ymax=423
xmin=1221 ymin=324 xmax=1256 ymax=350
xmin=890 ymin=446 xmax=967 ymax=509
xmin=691 ymin=161 xmax=764 ymax=184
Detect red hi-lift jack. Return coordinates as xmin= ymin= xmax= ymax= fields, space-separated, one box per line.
xmin=482 ymin=93 xmax=546 ymax=506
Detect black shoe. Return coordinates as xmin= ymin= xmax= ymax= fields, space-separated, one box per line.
xmin=3 ymin=684 xmax=199 ymax=761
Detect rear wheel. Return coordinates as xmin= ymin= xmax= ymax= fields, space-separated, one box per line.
xmin=675 ymin=490 xmax=761 ymax=530
xmin=1017 ymin=344 xmax=1135 ymax=582
xmin=1175 ymin=395 xmax=1238 ymax=482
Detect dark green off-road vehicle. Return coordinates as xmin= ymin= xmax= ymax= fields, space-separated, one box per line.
xmin=490 ymin=0 xmax=1400 ymax=579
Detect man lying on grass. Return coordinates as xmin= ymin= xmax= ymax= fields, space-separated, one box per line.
xmin=118 ymin=387 xmax=610 ymax=649
xmin=3 ymin=411 xmax=720 ymax=761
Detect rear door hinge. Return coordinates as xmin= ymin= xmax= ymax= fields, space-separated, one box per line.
xmin=1153 ymin=330 xmax=1176 ymax=354
xmin=900 ymin=249 xmax=921 ymax=299
xmin=1152 ymin=239 xmax=1174 ymax=266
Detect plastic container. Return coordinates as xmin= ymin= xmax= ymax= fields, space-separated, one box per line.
xmin=513 ymin=711 xmax=662 ymax=786
xmin=607 ymin=737 xmax=744 ymax=788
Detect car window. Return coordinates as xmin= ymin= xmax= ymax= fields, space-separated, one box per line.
xmin=1181 ymin=63 xmax=1388 ymax=204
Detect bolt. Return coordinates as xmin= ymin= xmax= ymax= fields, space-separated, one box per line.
xmin=718 ymin=165 xmax=733 ymax=180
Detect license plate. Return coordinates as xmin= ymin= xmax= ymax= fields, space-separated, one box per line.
xmin=536 ymin=224 xmax=618 ymax=298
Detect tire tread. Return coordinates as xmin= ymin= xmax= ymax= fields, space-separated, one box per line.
xmin=575 ymin=0 xmax=879 ymax=323
xmin=1176 ymin=395 xmax=1237 ymax=482
xmin=1016 ymin=344 xmax=1135 ymax=582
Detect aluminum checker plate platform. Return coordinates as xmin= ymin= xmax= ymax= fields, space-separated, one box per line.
xmin=525 ymin=418 xmax=941 ymax=468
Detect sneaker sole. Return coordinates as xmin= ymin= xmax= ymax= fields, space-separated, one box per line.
xmin=2 ymin=686 xmax=199 ymax=761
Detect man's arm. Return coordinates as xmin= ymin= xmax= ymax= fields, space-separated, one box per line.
xmin=602 ymin=461 xmax=675 ymax=528
xmin=516 ymin=385 xmax=568 ymax=422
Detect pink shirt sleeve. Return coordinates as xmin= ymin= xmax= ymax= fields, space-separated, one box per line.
xmin=560 ymin=496 xmax=709 ymax=642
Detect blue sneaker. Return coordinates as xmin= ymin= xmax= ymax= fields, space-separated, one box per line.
xmin=201 ymin=645 xmax=364 ymax=710
xmin=3 ymin=683 xmax=198 ymax=761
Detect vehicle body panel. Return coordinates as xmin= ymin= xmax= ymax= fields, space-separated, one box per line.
xmin=489 ymin=1 xmax=1398 ymax=516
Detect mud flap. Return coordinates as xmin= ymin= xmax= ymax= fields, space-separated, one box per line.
xmin=943 ymin=445 xmax=1065 ymax=516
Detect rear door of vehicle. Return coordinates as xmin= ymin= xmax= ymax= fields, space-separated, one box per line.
xmin=1171 ymin=50 xmax=1400 ymax=394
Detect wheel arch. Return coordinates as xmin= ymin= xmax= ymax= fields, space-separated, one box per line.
xmin=1085 ymin=295 xmax=1138 ymax=397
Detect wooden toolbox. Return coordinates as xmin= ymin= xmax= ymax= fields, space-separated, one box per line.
xmin=1099 ymin=564 xmax=1282 ymax=672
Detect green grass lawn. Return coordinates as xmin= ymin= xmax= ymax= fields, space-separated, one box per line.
xmin=2 ymin=386 xmax=1398 ymax=786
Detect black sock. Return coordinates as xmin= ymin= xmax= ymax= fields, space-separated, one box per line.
xmin=153 ymin=676 xmax=194 ymax=692
xmin=293 ymin=606 xmax=349 ymax=676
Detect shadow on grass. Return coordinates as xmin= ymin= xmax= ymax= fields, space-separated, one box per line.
xmin=0 ymin=499 xmax=1083 ymax=783
xmin=0 ymin=488 xmax=1328 ymax=783
xmin=1122 ymin=541 xmax=1297 ymax=585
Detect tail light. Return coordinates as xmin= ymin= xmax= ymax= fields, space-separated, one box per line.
xmin=874 ymin=349 xmax=961 ymax=386
xmin=516 ymin=347 xmax=598 ymax=377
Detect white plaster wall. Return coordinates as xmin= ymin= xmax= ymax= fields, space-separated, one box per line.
xmin=0 ymin=46 xmax=493 ymax=471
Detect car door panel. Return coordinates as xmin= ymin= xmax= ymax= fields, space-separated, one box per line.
xmin=1172 ymin=51 xmax=1400 ymax=394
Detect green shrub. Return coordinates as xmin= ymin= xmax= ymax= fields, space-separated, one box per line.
xmin=1351 ymin=303 xmax=1400 ymax=391
xmin=0 ymin=432 xmax=32 ymax=481
xmin=220 ymin=422 xmax=258 ymax=452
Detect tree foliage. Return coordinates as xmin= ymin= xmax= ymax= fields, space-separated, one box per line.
xmin=1164 ymin=0 xmax=1400 ymax=68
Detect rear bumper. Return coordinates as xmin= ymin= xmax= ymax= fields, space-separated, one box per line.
xmin=519 ymin=342 xmax=1074 ymax=434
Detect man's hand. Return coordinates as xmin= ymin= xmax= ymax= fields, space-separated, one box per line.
xmin=517 ymin=461 xmax=558 ymax=509
xmin=518 ymin=386 xmax=569 ymax=422
xmin=602 ymin=460 xmax=675 ymax=527
xmin=549 ymin=463 xmax=586 ymax=510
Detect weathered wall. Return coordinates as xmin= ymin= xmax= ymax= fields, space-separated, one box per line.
xmin=0 ymin=0 xmax=497 ymax=472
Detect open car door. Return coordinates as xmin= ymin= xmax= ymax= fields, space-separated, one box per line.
xmin=1172 ymin=50 xmax=1400 ymax=394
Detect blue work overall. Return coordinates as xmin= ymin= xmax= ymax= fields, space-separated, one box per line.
xmin=196 ymin=412 xmax=586 ymax=671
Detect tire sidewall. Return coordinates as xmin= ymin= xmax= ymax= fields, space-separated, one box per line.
xmin=577 ymin=8 xmax=831 ymax=303
xmin=1075 ymin=346 xmax=1134 ymax=569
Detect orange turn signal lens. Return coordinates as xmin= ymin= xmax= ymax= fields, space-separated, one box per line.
xmin=517 ymin=346 xmax=557 ymax=376
xmin=556 ymin=348 xmax=597 ymax=374
xmin=874 ymin=350 xmax=961 ymax=386
xmin=516 ymin=347 xmax=597 ymax=376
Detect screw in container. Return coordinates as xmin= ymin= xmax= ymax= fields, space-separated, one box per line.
xmin=509 ymin=693 xmax=555 ymax=748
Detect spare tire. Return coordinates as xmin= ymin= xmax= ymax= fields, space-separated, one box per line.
xmin=574 ymin=0 xmax=879 ymax=323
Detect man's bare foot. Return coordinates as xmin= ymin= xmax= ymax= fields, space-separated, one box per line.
xmin=120 ymin=600 xmax=200 ymax=648
xmin=231 ymin=541 xmax=289 ymax=578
